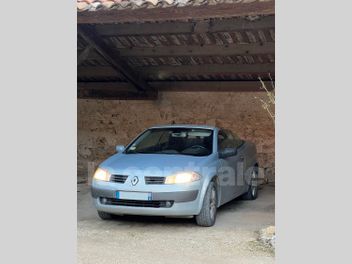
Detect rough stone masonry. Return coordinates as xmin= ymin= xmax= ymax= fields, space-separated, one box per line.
xmin=78 ymin=91 xmax=275 ymax=182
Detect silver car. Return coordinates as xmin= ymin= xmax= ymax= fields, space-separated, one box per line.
xmin=91 ymin=124 xmax=258 ymax=226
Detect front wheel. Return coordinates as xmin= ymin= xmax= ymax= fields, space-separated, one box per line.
xmin=97 ymin=210 xmax=113 ymax=220
xmin=242 ymin=168 xmax=258 ymax=200
xmin=195 ymin=181 xmax=217 ymax=227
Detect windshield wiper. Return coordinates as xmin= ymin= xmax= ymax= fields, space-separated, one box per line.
xmin=126 ymin=150 xmax=152 ymax=154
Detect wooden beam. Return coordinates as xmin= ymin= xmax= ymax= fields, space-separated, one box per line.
xmin=78 ymin=2 xmax=275 ymax=24
xmin=78 ymin=81 xmax=274 ymax=93
xmin=142 ymin=63 xmax=274 ymax=78
xmin=78 ymin=66 xmax=118 ymax=78
xmin=78 ymin=63 xmax=274 ymax=79
xmin=78 ymin=82 xmax=132 ymax=91
xmin=94 ymin=16 xmax=275 ymax=36
xmin=77 ymin=46 xmax=92 ymax=65
xmin=124 ymin=42 xmax=274 ymax=57
xmin=153 ymin=81 xmax=274 ymax=92
xmin=84 ymin=42 xmax=274 ymax=58
xmin=78 ymin=24 xmax=152 ymax=92
xmin=78 ymin=88 xmax=158 ymax=100
xmin=77 ymin=90 xmax=158 ymax=100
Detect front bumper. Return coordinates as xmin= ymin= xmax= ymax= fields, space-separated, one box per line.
xmin=91 ymin=180 xmax=202 ymax=216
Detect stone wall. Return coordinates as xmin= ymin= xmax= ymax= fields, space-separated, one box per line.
xmin=78 ymin=91 xmax=275 ymax=182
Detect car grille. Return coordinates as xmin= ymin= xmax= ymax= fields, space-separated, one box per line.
xmin=110 ymin=175 xmax=128 ymax=183
xmin=100 ymin=197 xmax=173 ymax=208
xmin=145 ymin=176 xmax=165 ymax=184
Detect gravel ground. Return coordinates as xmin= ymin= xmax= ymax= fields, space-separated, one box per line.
xmin=78 ymin=183 xmax=275 ymax=264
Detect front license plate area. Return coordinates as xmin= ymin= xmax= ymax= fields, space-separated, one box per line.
xmin=116 ymin=191 xmax=152 ymax=201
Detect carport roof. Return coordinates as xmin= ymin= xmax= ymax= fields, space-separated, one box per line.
xmin=77 ymin=0 xmax=275 ymax=99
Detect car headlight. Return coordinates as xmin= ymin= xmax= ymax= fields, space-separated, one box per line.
xmin=165 ymin=171 xmax=201 ymax=184
xmin=93 ymin=168 xmax=111 ymax=182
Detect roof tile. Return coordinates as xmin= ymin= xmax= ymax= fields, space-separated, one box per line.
xmin=77 ymin=0 xmax=274 ymax=12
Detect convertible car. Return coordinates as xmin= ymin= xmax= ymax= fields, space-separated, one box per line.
xmin=91 ymin=124 xmax=258 ymax=226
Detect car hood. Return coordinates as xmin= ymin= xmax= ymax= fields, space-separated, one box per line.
xmin=100 ymin=153 xmax=215 ymax=176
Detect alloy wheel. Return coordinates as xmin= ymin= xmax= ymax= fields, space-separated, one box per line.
xmin=209 ymin=186 xmax=217 ymax=220
xmin=251 ymin=170 xmax=257 ymax=197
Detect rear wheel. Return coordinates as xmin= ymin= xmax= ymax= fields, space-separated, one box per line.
xmin=195 ymin=181 xmax=217 ymax=227
xmin=242 ymin=167 xmax=258 ymax=200
xmin=97 ymin=211 xmax=113 ymax=220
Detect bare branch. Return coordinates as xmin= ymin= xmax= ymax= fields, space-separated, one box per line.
xmin=256 ymin=75 xmax=275 ymax=123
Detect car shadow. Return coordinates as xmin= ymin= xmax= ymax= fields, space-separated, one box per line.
xmin=217 ymin=196 xmax=246 ymax=213
xmin=109 ymin=214 xmax=195 ymax=226
xmin=107 ymin=197 xmax=250 ymax=226
xmin=104 ymin=185 xmax=268 ymax=226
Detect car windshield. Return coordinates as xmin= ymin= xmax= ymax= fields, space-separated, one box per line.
xmin=125 ymin=128 xmax=213 ymax=156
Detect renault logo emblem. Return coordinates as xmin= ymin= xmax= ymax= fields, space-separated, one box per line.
xmin=131 ymin=176 xmax=139 ymax=186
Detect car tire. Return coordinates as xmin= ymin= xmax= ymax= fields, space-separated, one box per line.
xmin=242 ymin=167 xmax=258 ymax=200
xmin=195 ymin=181 xmax=217 ymax=227
xmin=97 ymin=210 xmax=113 ymax=220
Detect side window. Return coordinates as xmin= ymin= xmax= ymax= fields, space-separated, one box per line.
xmin=228 ymin=130 xmax=244 ymax=148
xmin=218 ymin=130 xmax=235 ymax=150
xmin=218 ymin=130 xmax=225 ymax=151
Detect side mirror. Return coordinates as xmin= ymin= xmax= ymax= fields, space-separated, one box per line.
xmin=218 ymin=147 xmax=237 ymax=159
xmin=116 ymin=145 xmax=125 ymax=153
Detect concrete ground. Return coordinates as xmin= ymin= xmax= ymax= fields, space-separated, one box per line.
xmin=78 ymin=183 xmax=275 ymax=264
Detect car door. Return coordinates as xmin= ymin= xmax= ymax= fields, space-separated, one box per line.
xmin=227 ymin=130 xmax=247 ymax=194
xmin=217 ymin=130 xmax=243 ymax=204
